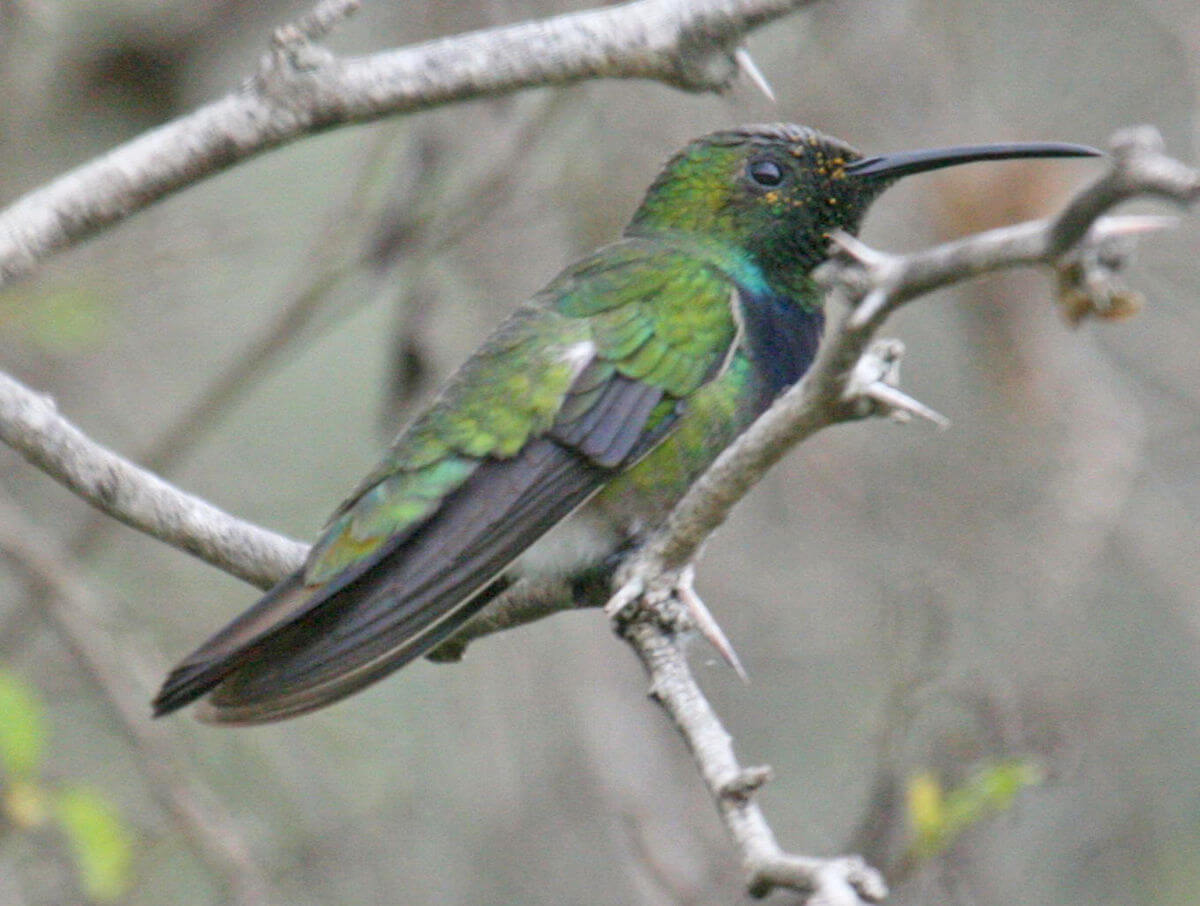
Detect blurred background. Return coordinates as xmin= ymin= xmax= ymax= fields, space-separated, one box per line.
xmin=0 ymin=0 xmax=1197 ymax=903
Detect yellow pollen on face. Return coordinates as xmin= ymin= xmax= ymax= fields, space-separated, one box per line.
xmin=763 ymin=190 xmax=780 ymax=204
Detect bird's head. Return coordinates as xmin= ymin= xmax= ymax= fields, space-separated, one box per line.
xmin=627 ymin=123 xmax=1099 ymax=291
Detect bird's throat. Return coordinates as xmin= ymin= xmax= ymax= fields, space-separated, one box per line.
xmin=735 ymin=285 xmax=826 ymax=403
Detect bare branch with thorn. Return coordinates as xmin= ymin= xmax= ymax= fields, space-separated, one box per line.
xmin=600 ymin=125 xmax=1196 ymax=901
xmin=0 ymin=0 xmax=814 ymax=287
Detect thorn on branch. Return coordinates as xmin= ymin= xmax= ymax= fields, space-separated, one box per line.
xmin=675 ymin=565 xmax=748 ymax=681
xmin=821 ymin=233 xmax=904 ymax=329
xmin=605 ymin=573 xmax=648 ymax=619
xmin=1050 ymin=125 xmax=1199 ymax=255
xmin=861 ymin=381 xmax=950 ymax=428
xmin=606 ymin=562 xmax=747 ymax=679
xmin=829 ymin=231 xmax=894 ymax=272
xmin=269 ymin=0 xmax=360 ymax=73
xmin=843 ymin=339 xmax=949 ymax=427
xmin=733 ymin=47 xmax=776 ymax=102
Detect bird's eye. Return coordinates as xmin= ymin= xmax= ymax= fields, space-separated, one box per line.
xmin=747 ymin=158 xmax=785 ymax=187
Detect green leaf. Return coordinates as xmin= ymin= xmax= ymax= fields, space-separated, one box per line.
xmin=0 ymin=670 xmax=46 ymax=779
xmin=941 ymin=758 xmax=1043 ymax=835
xmin=906 ymin=770 xmax=945 ymax=847
xmin=53 ymin=785 xmax=135 ymax=903
xmin=906 ymin=759 xmax=1044 ymax=861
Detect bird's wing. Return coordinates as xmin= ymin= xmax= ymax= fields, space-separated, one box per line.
xmin=153 ymin=242 xmax=737 ymax=723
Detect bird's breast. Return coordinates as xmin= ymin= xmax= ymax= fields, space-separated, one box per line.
xmin=509 ymin=503 xmax=624 ymax=582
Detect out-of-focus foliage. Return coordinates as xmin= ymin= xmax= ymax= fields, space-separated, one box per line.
xmin=906 ymin=760 xmax=1044 ymax=861
xmin=0 ymin=669 xmax=44 ymax=780
xmin=6 ymin=286 xmax=113 ymax=354
xmin=0 ymin=671 xmax=135 ymax=903
xmin=54 ymin=785 xmax=136 ymax=903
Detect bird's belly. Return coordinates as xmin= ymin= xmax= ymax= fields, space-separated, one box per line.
xmin=508 ymin=504 xmax=623 ymax=582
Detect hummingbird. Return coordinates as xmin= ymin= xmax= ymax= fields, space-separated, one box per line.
xmin=153 ymin=124 xmax=1098 ymax=724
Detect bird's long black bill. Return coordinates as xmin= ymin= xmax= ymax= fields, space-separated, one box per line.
xmin=844 ymin=141 xmax=1102 ymax=180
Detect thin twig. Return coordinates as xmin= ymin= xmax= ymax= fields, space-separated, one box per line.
xmin=617 ymin=600 xmax=888 ymax=903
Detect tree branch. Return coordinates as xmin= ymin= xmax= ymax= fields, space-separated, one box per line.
xmin=0 ymin=0 xmax=813 ymax=286
xmin=0 ymin=370 xmax=305 ymax=589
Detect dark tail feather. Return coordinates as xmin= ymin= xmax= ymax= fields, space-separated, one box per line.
xmin=153 ymin=440 xmax=607 ymax=724
xmin=151 ymin=573 xmax=309 ymax=717
xmin=195 ymin=443 xmax=603 ymax=725
xmin=195 ymin=575 xmax=509 ymax=725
